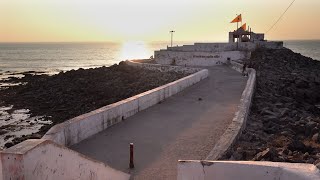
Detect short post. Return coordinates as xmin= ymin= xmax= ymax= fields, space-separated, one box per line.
xmin=129 ymin=143 xmax=134 ymax=169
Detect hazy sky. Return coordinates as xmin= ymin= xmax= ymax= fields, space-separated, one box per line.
xmin=1 ymin=0 xmax=319 ymax=42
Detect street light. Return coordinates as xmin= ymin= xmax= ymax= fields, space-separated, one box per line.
xmin=169 ymin=30 xmax=175 ymax=47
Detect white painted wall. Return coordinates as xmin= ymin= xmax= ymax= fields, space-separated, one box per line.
xmin=163 ymin=41 xmax=283 ymax=53
xmin=43 ymin=64 xmax=208 ymax=146
xmin=155 ymin=51 xmax=249 ymax=66
xmin=177 ymin=160 xmax=320 ymax=180
xmin=125 ymin=60 xmax=202 ymax=74
xmin=168 ymin=43 xmax=235 ymax=52
xmin=0 ymin=139 xmax=130 ymax=180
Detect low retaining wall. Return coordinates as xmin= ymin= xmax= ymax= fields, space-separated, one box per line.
xmin=177 ymin=160 xmax=320 ymax=180
xmin=43 ymin=63 xmax=208 ymax=146
xmin=228 ymin=60 xmax=244 ymax=73
xmin=206 ymin=61 xmax=256 ymax=160
xmin=0 ymin=139 xmax=130 ymax=180
xmin=125 ymin=60 xmax=202 ymax=74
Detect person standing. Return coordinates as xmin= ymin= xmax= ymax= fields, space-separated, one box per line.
xmin=242 ymin=62 xmax=247 ymax=76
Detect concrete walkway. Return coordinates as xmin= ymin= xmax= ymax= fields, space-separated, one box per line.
xmin=71 ymin=66 xmax=247 ymax=180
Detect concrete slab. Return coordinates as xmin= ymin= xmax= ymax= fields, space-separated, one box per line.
xmin=71 ymin=66 xmax=247 ymax=179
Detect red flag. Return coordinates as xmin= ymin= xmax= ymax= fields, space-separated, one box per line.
xmin=231 ymin=14 xmax=242 ymax=23
xmin=240 ymin=23 xmax=247 ymax=30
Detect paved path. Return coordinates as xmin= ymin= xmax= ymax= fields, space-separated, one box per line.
xmin=71 ymin=66 xmax=247 ymax=179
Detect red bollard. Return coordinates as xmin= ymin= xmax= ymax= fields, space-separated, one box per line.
xmin=129 ymin=143 xmax=134 ymax=169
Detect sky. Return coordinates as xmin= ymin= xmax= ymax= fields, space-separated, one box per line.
xmin=0 ymin=0 xmax=319 ymax=42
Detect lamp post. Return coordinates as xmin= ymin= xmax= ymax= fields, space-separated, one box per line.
xmin=169 ymin=30 xmax=175 ymax=47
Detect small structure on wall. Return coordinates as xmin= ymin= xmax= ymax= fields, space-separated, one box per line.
xmin=228 ymin=28 xmax=264 ymax=43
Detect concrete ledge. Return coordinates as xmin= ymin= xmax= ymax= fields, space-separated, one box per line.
xmin=206 ymin=62 xmax=256 ymax=160
xmin=43 ymin=63 xmax=208 ymax=146
xmin=0 ymin=139 xmax=130 ymax=180
xmin=228 ymin=60 xmax=244 ymax=73
xmin=177 ymin=160 xmax=320 ymax=180
xmin=125 ymin=60 xmax=203 ymax=73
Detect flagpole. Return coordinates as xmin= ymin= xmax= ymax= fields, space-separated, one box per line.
xmin=237 ymin=15 xmax=239 ymax=49
xmin=236 ymin=14 xmax=239 ymax=30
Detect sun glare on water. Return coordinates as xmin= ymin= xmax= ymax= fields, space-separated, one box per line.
xmin=118 ymin=41 xmax=153 ymax=61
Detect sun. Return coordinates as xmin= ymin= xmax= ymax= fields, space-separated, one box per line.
xmin=118 ymin=41 xmax=152 ymax=61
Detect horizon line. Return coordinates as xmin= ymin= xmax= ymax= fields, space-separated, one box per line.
xmin=0 ymin=38 xmax=319 ymax=44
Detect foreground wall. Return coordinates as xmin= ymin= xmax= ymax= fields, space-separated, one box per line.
xmin=0 ymin=139 xmax=130 ymax=180
xmin=43 ymin=63 xmax=208 ymax=146
xmin=155 ymin=51 xmax=249 ymax=66
xmin=177 ymin=160 xmax=320 ymax=180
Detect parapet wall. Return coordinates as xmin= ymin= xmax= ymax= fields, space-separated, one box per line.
xmin=43 ymin=63 xmax=208 ymax=146
xmin=177 ymin=160 xmax=320 ymax=180
xmin=206 ymin=61 xmax=256 ymax=160
xmin=0 ymin=139 xmax=130 ymax=180
xmin=155 ymin=51 xmax=249 ymax=66
xmin=164 ymin=41 xmax=283 ymax=53
xmin=125 ymin=60 xmax=202 ymax=74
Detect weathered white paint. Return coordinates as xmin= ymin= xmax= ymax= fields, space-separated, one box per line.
xmin=0 ymin=139 xmax=130 ymax=180
xmin=228 ymin=60 xmax=244 ymax=73
xmin=155 ymin=51 xmax=249 ymax=66
xmin=125 ymin=60 xmax=202 ymax=74
xmin=206 ymin=62 xmax=256 ymax=160
xmin=177 ymin=160 xmax=320 ymax=180
xmin=161 ymin=41 xmax=282 ymax=53
xmin=43 ymin=64 xmax=208 ymax=146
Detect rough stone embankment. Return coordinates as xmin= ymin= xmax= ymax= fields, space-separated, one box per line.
xmin=0 ymin=62 xmax=188 ymax=148
xmin=226 ymin=48 xmax=320 ymax=166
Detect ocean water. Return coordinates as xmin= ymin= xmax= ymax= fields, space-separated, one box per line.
xmin=0 ymin=41 xmax=171 ymax=74
xmin=283 ymin=40 xmax=320 ymax=61
xmin=0 ymin=40 xmax=319 ymax=74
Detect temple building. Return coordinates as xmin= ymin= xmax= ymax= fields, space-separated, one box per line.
xmin=154 ymin=21 xmax=283 ymax=66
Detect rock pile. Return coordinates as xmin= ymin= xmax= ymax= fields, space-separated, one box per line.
xmin=0 ymin=62 xmax=188 ymax=147
xmin=226 ymin=48 xmax=320 ymax=165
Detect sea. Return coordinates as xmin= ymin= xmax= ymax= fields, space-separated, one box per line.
xmin=0 ymin=40 xmax=319 ymax=74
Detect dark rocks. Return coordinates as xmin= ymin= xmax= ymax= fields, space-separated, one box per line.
xmin=253 ymin=147 xmax=277 ymax=161
xmin=225 ymin=48 xmax=320 ymax=166
xmin=312 ymin=133 xmax=320 ymax=143
xmin=4 ymin=142 xmax=13 ymax=148
xmin=288 ymin=140 xmax=306 ymax=152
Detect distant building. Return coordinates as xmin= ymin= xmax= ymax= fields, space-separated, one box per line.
xmin=154 ymin=30 xmax=283 ymax=66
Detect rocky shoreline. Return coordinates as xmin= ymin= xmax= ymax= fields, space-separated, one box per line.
xmin=226 ymin=48 xmax=320 ymax=166
xmin=0 ymin=62 xmax=188 ymax=148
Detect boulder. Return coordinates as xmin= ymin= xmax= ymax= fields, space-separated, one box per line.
xmin=253 ymin=148 xmax=277 ymax=161
xmin=288 ymin=140 xmax=306 ymax=152
xmin=312 ymin=133 xmax=320 ymax=143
